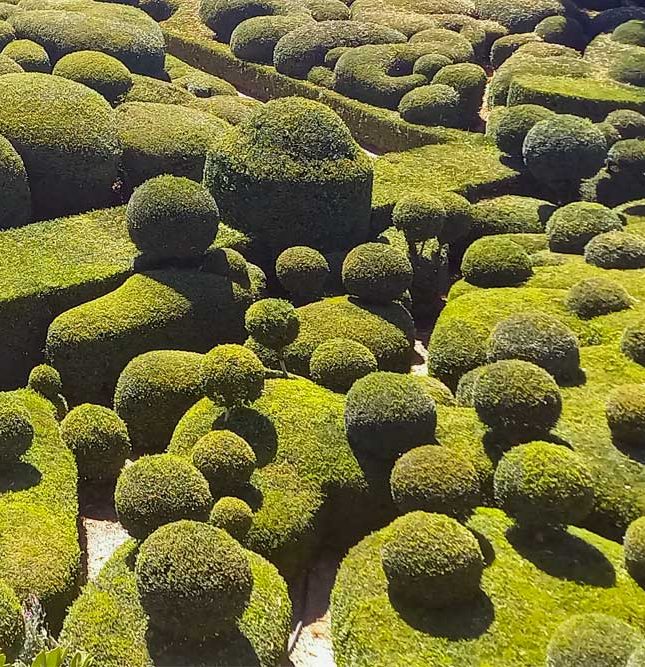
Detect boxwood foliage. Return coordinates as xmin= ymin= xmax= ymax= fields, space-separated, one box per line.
xmin=625 ymin=515 xmax=645 ymax=585
xmin=0 ymin=579 xmax=23 ymax=661
xmin=1 ymin=38 xmax=50 ymax=72
xmin=585 ymin=231 xmax=645 ymax=270
xmin=565 ymin=277 xmax=633 ymax=319
xmin=309 ymin=338 xmax=378 ymax=393
xmin=461 ymin=237 xmax=533 ymax=288
xmin=605 ymin=383 xmax=645 ymax=448
xmin=0 ymin=135 xmax=30 ymax=230
xmin=547 ymin=202 xmax=624 ymax=254
xmin=209 ymin=495 xmax=254 ymax=540
xmin=230 ymin=14 xmax=312 ymax=64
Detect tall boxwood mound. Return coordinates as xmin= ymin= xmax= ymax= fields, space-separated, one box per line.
xmin=330 ymin=507 xmax=645 ymax=667
xmin=0 ymin=135 xmax=30 ymax=230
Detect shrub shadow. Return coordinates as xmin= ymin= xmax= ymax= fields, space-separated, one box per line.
xmin=0 ymin=461 xmax=41 ymax=493
xmin=611 ymin=436 xmax=645 ymax=465
xmin=212 ymin=406 xmax=278 ymax=467
xmin=482 ymin=430 xmax=572 ymax=465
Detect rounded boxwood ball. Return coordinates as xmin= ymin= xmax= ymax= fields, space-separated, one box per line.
xmin=491 ymin=104 xmax=555 ymax=157
xmin=608 ymin=139 xmax=645 ymax=173
xmin=390 ymin=445 xmax=480 ymax=518
xmin=245 ymin=298 xmax=299 ymax=350
xmin=115 ymin=454 xmax=213 ymax=539
xmin=625 ymin=516 xmax=645 ymax=584
xmin=126 ymin=175 xmax=219 ymax=264
xmin=0 ymin=397 xmax=33 ymax=463
xmin=487 ymin=312 xmax=580 ymax=383
xmin=27 ymin=364 xmax=62 ymax=398
xmin=547 ymin=202 xmax=623 ymax=254
xmin=611 ymin=51 xmax=645 ymax=87
xmin=606 ymin=384 xmax=645 ymax=447
xmin=606 ymin=109 xmax=645 ymax=139
xmin=494 ymin=441 xmax=594 ymax=528
xmin=546 ymin=613 xmax=642 ymax=667
xmin=612 ymin=20 xmax=645 ymax=47
xmin=0 ymin=579 xmax=23 ymax=659
xmin=565 ymin=277 xmax=632 ymax=319
xmin=135 ymin=520 xmax=253 ymax=639
xmin=192 ymin=430 xmax=256 ymax=494
xmin=461 ymin=237 xmax=533 ymax=287
xmin=473 ymin=360 xmax=562 ymax=438
xmin=585 ymin=231 xmax=645 ymax=269
xmin=345 ymin=371 xmax=437 ymax=459
xmin=61 ymin=404 xmax=131 ymax=481
xmin=1 ymin=39 xmax=50 ymax=73
xmin=200 ymin=344 xmax=265 ymax=410
xmin=309 ymin=338 xmax=377 ymax=393
xmin=436 ymin=191 xmax=473 ymax=244
xmin=0 ymin=20 xmax=15 ymax=51
xmin=209 ymin=496 xmax=253 ymax=541
xmin=398 ymin=84 xmax=460 ymax=127
xmin=275 ymin=246 xmax=329 ymax=302
xmin=53 ymin=50 xmax=133 ymax=105
xmin=342 ymin=242 xmax=413 ymax=304
xmin=393 ymin=194 xmax=446 ymax=243
xmin=381 ymin=511 xmax=484 ymax=608
xmin=412 ymin=53 xmax=452 ymax=79
xmin=455 ymin=366 xmax=487 ymax=407
xmin=622 ymin=321 xmax=645 ymax=366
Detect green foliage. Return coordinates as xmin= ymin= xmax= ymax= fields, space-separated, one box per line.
xmin=611 ymin=51 xmax=645 ymax=88
xmin=60 ymin=404 xmax=130 ymax=482
xmin=408 ymin=27 xmax=475 ymax=63
xmin=135 ymin=521 xmax=252 ymax=639
xmin=565 ymin=277 xmax=633 ymax=319
xmin=398 ymin=84 xmax=460 ymax=127
xmin=412 ymin=53 xmax=452 ymax=79
xmin=622 ymin=320 xmax=645 ymax=366
xmin=209 ymin=496 xmax=253 ymax=541
xmin=547 ymin=202 xmax=624 ymax=254
xmin=0 ymin=395 xmax=33 ymax=463
xmin=612 ymin=20 xmax=645 ymax=47
xmin=476 ymin=0 xmax=567 ymax=33
xmin=309 ymin=338 xmax=377 ymax=393
xmin=431 ymin=63 xmax=487 ymax=125
xmin=230 ymin=14 xmax=311 ymax=64
xmin=535 ymin=15 xmax=584 ymax=48
xmin=15 ymin=647 xmax=93 ymax=667
xmin=245 ymin=299 xmax=299 ymax=357
xmin=390 ymin=445 xmax=480 ymax=518
xmin=608 ymin=139 xmax=645 ymax=174
xmin=606 ymin=109 xmax=645 ymax=139
xmin=461 ymin=237 xmax=533 ymax=288
xmin=473 ymin=359 xmax=562 ymax=438
xmin=1 ymin=38 xmax=49 ymax=73
xmin=625 ymin=516 xmax=645 ymax=584
xmin=469 ymin=195 xmax=555 ymax=237
xmin=0 ymin=580 xmax=23 ymax=660
xmin=494 ymin=441 xmax=594 ymax=528
xmin=0 ymin=19 xmax=14 ymax=50
xmin=275 ymin=246 xmax=329 ymax=303
xmin=114 ymin=454 xmax=213 ymax=539
xmin=490 ymin=104 xmax=555 ymax=156
xmin=585 ymin=231 xmax=645 ymax=269
xmin=199 ymin=0 xmax=286 ymax=42
xmin=27 ymin=365 xmax=62 ymax=400
xmin=192 ymin=430 xmax=256 ymax=494
xmin=606 ymin=384 xmax=645 ymax=447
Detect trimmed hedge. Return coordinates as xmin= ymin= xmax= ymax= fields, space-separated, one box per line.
xmin=475 ymin=0 xmax=567 ymax=33
xmin=0 ymin=396 xmax=33 ymax=464
xmin=309 ymin=338 xmax=377 ymax=393
xmin=0 ymin=579 xmax=23 ymax=660
xmin=431 ymin=62 xmax=487 ymax=125
xmin=489 ymin=104 xmax=555 ymax=156
xmin=469 ymin=195 xmax=555 ymax=237
xmin=608 ymin=139 xmax=645 ymax=174
xmin=585 ymin=231 xmax=645 ymax=269
xmin=611 ymin=51 xmax=645 ymax=88
xmin=625 ymin=516 xmax=645 ymax=584
xmin=606 ymin=384 xmax=645 ymax=447
xmin=398 ymin=84 xmax=460 ymax=127
xmin=199 ymin=0 xmax=287 ymax=42
xmin=606 ymin=109 xmax=645 ymax=139
xmin=547 ymin=202 xmax=624 ymax=254
xmin=1 ymin=38 xmax=50 ymax=72
xmin=275 ymin=246 xmax=329 ymax=304
xmin=565 ymin=277 xmax=632 ymax=319
xmin=622 ymin=321 xmax=645 ymax=366
xmin=209 ymin=496 xmax=254 ymax=540
xmin=461 ymin=236 xmax=533 ymax=287
xmin=230 ymin=14 xmax=312 ymax=64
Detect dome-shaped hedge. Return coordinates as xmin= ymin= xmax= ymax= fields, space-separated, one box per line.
xmin=490 ymin=104 xmax=555 ymax=157
xmin=135 ymin=520 xmax=253 ymax=639
xmin=192 ymin=430 xmax=256 ymax=494
xmin=606 ymin=384 xmax=645 ymax=447
xmin=0 ymin=579 xmax=23 ymax=659
xmin=612 ymin=20 xmax=645 ymax=47
xmin=393 ymin=194 xmax=446 ymax=244
xmin=585 ymin=231 xmax=645 ymax=269
xmin=473 ymin=360 xmax=562 ymax=438
xmin=342 ymin=242 xmax=413 ymax=304
xmin=625 ymin=515 xmax=645 ymax=584
xmin=127 ymin=175 xmax=219 ymax=265
xmin=607 ymin=139 xmax=645 ymax=173
xmin=611 ymin=51 xmax=645 ymax=87
xmin=275 ymin=246 xmax=329 ymax=303
xmin=0 ymin=396 xmax=33 ymax=463
xmin=0 ymin=134 xmax=30 ymax=230
xmin=487 ymin=312 xmax=580 ymax=383
xmin=546 ymin=613 xmax=642 ymax=667
xmin=606 ymin=109 xmax=645 ymax=139
xmin=390 ymin=445 xmax=480 ymax=518
xmin=27 ymin=363 xmax=62 ymax=398
xmin=245 ymin=298 xmax=299 ymax=351
xmin=398 ymin=84 xmax=460 ymax=127
xmin=565 ymin=277 xmax=632 ymax=319
xmin=345 ymin=371 xmax=437 ymax=459
xmin=461 ymin=237 xmax=533 ymax=287
xmin=60 ymin=404 xmax=131 ymax=481
xmin=381 ymin=511 xmax=484 ymax=608
xmin=115 ymin=454 xmax=213 ymax=539
xmin=1 ymin=39 xmax=50 ymax=73
xmin=209 ymin=496 xmax=254 ymax=541
xmin=309 ymin=338 xmax=377 ymax=393
xmin=432 ymin=63 xmax=487 ymax=125
xmin=0 ymin=19 xmax=14 ymax=50
xmin=494 ymin=441 xmax=594 ymax=528
xmin=547 ymin=202 xmax=624 ymax=254
xmin=622 ymin=321 xmax=645 ymax=366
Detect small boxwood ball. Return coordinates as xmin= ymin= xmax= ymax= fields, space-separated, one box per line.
xmin=381 ymin=511 xmax=484 ymax=608
xmin=414 ymin=375 xmax=455 ymax=407
xmin=606 ymin=384 xmax=645 ymax=447
xmin=309 ymin=338 xmax=377 ymax=393
xmin=546 ymin=613 xmax=642 ymax=667
xmin=490 ymin=104 xmax=555 ymax=157
xmin=275 ymin=246 xmax=329 ymax=302
xmin=202 ymin=246 xmax=249 ymax=285
xmin=1 ymin=39 xmax=50 ymax=73
xmin=622 ymin=321 xmax=645 ymax=366
xmin=625 ymin=516 xmax=645 ymax=584
xmin=390 ymin=445 xmax=480 ymax=518
xmin=200 ymin=344 xmax=265 ymax=410
xmin=115 ymin=454 xmax=213 ymax=539
xmin=494 ymin=441 xmax=594 ymax=528
xmin=431 ymin=63 xmax=487 ymax=121
xmin=605 ymin=109 xmax=645 ymax=139
xmin=461 ymin=237 xmax=533 ymax=288
xmin=192 ymin=430 xmax=256 ymax=494
xmin=0 ymin=397 xmax=33 ymax=463
xmin=398 ymin=84 xmax=460 ymax=127
xmin=546 ymin=202 xmax=624 ymax=254
xmin=245 ymin=298 xmax=300 ymax=350
xmin=209 ymin=496 xmax=253 ymax=541
xmin=0 ymin=20 xmax=14 ymax=51
xmin=0 ymin=579 xmax=23 ymax=659
xmin=455 ymin=366 xmax=487 ymax=407
xmin=608 ymin=139 xmax=645 ymax=173
xmin=61 ymin=404 xmax=131 ymax=481
xmin=135 ymin=520 xmax=253 ymax=639
xmin=27 ymin=364 xmax=62 ymax=398
xmin=126 ymin=175 xmax=219 ymax=264
xmin=342 ymin=242 xmax=413 ymax=304
xmin=612 ymin=20 xmax=645 ymax=47
xmin=473 ymin=360 xmax=562 ymax=438
xmin=436 ymin=191 xmax=473 ymax=244
xmin=565 ymin=277 xmax=632 ymax=319
xmin=393 ymin=194 xmax=446 ymax=243
xmin=345 ymin=371 xmax=437 ymax=459
xmin=412 ymin=53 xmax=452 ymax=79
xmin=595 ymin=120 xmax=622 ymax=149
xmin=487 ymin=312 xmax=580 ymax=383
xmin=523 ymin=115 xmax=607 ymax=187
xmin=585 ymin=231 xmax=645 ymax=269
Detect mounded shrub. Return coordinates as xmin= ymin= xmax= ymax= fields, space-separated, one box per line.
xmin=1 ymin=38 xmax=49 ymax=72
xmin=589 ymin=7 xmax=645 ymax=36
xmin=622 ymin=321 xmax=645 ymax=366
xmin=473 ymin=360 xmax=562 ymax=438
xmin=0 ymin=72 xmax=119 ymax=219
xmin=393 ymin=194 xmax=446 ymax=245
xmin=345 ymin=371 xmax=437 ymax=459
xmin=115 ymin=454 xmax=213 ymax=539
xmin=490 ymin=104 xmax=555 ymax=156
xmin=436 ymin=191 xmax=473 ymax=244
xmin=431 ymin=62 xmax=487 ymax=124
xmin=60 ymin=404 xmax=131 ymax=482
xmin=487 ymin=312 xmax=580 ymax=383
xmin=27 ymin=363 xmax=62 ymax=398
xmin=126 ymin=175 xmax=219 ymax=265
xmin=0 ymin=579 xmax=23 ymax=660
xmin=199 ymin=0 xmax=286 ymax=42
xmin=398 ymin=84 xmax=460 ymax=127
xmin=245 ymin=298 xmax=299 ymax=353
xmin=209 ymin=496 xmax=254 ymax=541
xmin=490 ymin=33 xmax=541 ymax=69
xmin=605 ymin=109 xmax=645 ymax=139
xmin=52 ymin=50 xmax=132 ymax=105
xmin=565 ymin=277 xmax=632 ymax=319
xmin=309 ymin=338 xmax=377 ymax=393
xmin=611 ymin=51 xmax=645 ymax=88
xmin=607 ymin=139 xmax=645 ymax=174
xmin=461 ymin=236 xmax=533 ymax=287
xmin=192 ymin=429 xmax=257 ymax=494
xmin=170 ymin=70 xmax=236 ymax=98
xmin=606 ymin=384 xmax=645 ymax=447
xmin=135 ymin=520 xmax=253 ymax=638
xmin=547 ymin=201 xmax=624 ymax=253
xmin=230 ymin=14 xmax=312 ymax=64
xmin=469 ymin=194 xmax=555 ymax=237
xmin=0 ymin=53 xmax=22 ymax=75
xmin=408 ymin=27 xmax=475 ymax=63
xmin=342 ymin=242 xmax=412 ymax=304
xmin=202 ymin=247 xmax=250 ymax=285
xmin=585 ymin=230 xmax=645 ymax=269
xmin=475 ymin=0 xmax=567 ymax=33
xmin=204 ymin=97 xmax=373 ymax=264
xmin=595 ymin=120 xmax=622 ymax=149
xmin=546 ymin=613 xmax=642 ymax=667
xmin=0 ymin=19 xmax=14 ymax=50
xmin=415 ymin=376 xmax=456 ymax=407
xmin=381 ymin=511 xmax=484 ymax=608
xmin=534 ymin=14 xmax=584 ymax=48
xmin=455 ymin=365 xmax=487 ymax=407
xmin=390 ymin=445 xmax=480 ymax=518
xmin=412 ymin=52 xmax=452 ymax=79
xmin=625 ymin=516 xmax=645 ymax=584
xmin=275 ymin=246 xmax=329 ymax=303
xmin=0 ymin=134 xmax=30 ymax=230
xmin=612 ymin=20 xmax=645 ymax=47
xmin=0 ymin=395 xmax=33 ymax=463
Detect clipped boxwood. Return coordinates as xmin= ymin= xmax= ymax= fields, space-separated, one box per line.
xmin=622 ymin=320 xmax=645 ymax=366
xmin=547 ymin=202 xmax=624 ymax=254
xmin=489 ymin=104 xmax=555 ymax=156
xmin=199 ymin=0 xmax=287 ymax=42
xmin=0 ymin=133 xmax=29 ymax=229
xmin=393 ymin=194 xmax=446 ymax=244
xmin=230 ymin=14 xmax=312 ymax=64
xmin=475 ymin=0 xmax=567 ymax=33
xmin=469 ymin=195 xmax=555 ymax=237
xmin=209 ymin=496 xmax=254 ymax=540
xmin=275 ymin=246 xmax=329 ymax=304
xmin=607 ymin=139 xmax=645 ymax=174
xmin=611 ymin=51 xmax=645 ymax=88
xmin=612 ymin=20 xmax=645 ymax=47
xmin=461 ymin=236 xmax=533 ymax=287
xmin=565 ymin=277 xmax=632 ymax=319
xmin=606 ymin=109 xmax=645 ymax=139
xmin=309 ymin=338 xmax=377 ymax=393
xmin=606 ymin=384 xmax=645 ymax=447
xmin=584 ymin=231 xmax=645 ymax=269
xmin=1 ymin=38 xmax=50 ymax=72
xmin=625 ymin=516 xmax=645 ymax=584
xmin=0 ymin=394 xmax=33 ymax=464
xmin=27 ymin=363 xmax=62 ymax=399
xmin=431 ymin=62 xmax=487 ymax=125
xmin=398 ymin=84 xmax=460 ymax=127
xmin=0 ymin=579 xmax=23 ymax=660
